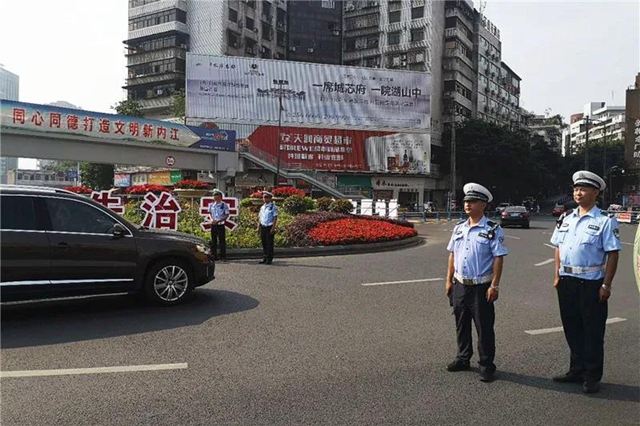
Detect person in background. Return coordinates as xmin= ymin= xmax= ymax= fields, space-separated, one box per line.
xmin=208 ymin=190 xmax=229 ymax=262
xmin=257 ymin=191 xmax=278 ymax=265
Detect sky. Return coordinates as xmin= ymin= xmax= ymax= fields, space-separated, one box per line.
xmin=1 ymin=0 xmax=638 ymax=168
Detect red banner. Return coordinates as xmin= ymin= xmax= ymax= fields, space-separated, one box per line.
xmin=246 ymin=125 xmax=389 ymax=171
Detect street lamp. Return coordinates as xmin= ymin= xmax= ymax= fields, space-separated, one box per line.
xmin=273 ymin=79 xmax=289 ymax=188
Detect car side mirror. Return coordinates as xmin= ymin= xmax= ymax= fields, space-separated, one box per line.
xmin=112 ymin=223 xmax=128 ymax=238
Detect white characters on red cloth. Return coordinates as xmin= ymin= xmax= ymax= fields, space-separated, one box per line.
xmin=91 ymin=190 xmax=125 ymax=215
xmin=140 ymin=191 xmax=182 ymax=230
xmin=199 ymin=196 xmax=239 ymax=232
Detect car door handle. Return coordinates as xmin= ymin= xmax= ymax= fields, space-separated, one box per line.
xmin=57 ymin=242 xmax=70 ymax=249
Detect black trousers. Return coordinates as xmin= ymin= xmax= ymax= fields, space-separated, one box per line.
xmin=557 ymin=276 xmax=607 ymax=382
xmin=452 ymin=281 xmax=496 ymax=372
xmin=210 ymin=224 xmax=226 ymax=260
xmin=260 ymin=225 xmax=275 ymax=261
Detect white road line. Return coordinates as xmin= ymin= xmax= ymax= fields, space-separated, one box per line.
xmin=544 ymin=243 xmax=556 ymax=249
xmin=361 ymin=278 xmax=443 ymax=286
xmin=534 ymin=258 xmax=555 ymax=266
xmin=525 ymin=318 xmax=627 ymax=335
xmin=504 ymin=235 xmax=521 ymax=240
xmin=0 ymin=363 xmax=188 ymax=378
xmin=621 ymin=242 xmax=633 ymax=246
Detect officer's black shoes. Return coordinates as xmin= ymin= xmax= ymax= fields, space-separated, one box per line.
xmin=259 ymin=259 xmax=267 ymax=264
xmin=552 ymin=372 xmax=584 ymax=383
xmin=446 ymin=360 xmax=470 ymax=372
xmin=479 ymin=370 xmax=496 ymax=383
xmin=265 ymin=260 xmax=273 ymax=265
xmin=582 ymin=381 xmax=600 ymax=394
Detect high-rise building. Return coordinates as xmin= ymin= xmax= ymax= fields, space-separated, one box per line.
xmin=287 ymin=0 xmax=342 ymax=65
xmin=564 ymin=102 xmax=626 ymax=156
xmin=0 ymin=65 xmax=20 ymax=184
xmin=124 ymin=0 xmax=288 ymax=118
xmin=625 ymin=73 xmax=640 ymax=179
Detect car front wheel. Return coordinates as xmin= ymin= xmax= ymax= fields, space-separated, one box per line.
xmin=143 ymin=259 xmax=193 ymax=306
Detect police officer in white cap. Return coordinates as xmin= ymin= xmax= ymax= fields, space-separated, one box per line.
xmin=209 ymin=190 xmax=230 ymax=262
xmin=257 ymin=191 xmax=278 ymax=264
xmin=550 ymin=171 xmax=621 ymax=393
xmin=445 ymin=183 xmax=508 ymax=382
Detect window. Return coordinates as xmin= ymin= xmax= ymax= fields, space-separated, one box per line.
xmin=245 ymin=17 xmax=255 ymax=30
xmin=411 ymin=7 xmax=423 ymax=19
xmin=410 ymin=28 xmax=424 ymax=42
xmin=388 ymin=11 xmax=401 ymax=23
xmin=261 ymin=22 xmax=271 ymax=39
xmin=228 ymin=8 xmax=238 ymax=22
xmin=46 ymin=198 xmax=118 ymax=234
xmin=388 ymin=31 xmax=401 ymax=45
xmin=1 ymin=196 xmax=37 ymax=230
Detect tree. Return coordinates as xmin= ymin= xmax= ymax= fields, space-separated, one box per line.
xmin=112 ymin=99 xmax=144 ymax=118
xmin=40 ymin=160 xmax=79 ymax=172
xmin=80 ymin=163 xmax=114 ymax=190
xmin=171 ymin=90 xmax=186 ymax=123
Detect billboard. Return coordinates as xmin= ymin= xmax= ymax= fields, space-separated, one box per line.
xmin=2 ymin=100 xmax=236 ymax=152
xmin=229 ymin=122 xmax=431 ymax=175
xmin=186 ymin=54 xmax=430 ymax=132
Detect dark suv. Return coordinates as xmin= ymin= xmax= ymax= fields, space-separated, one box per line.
xmin=0 ymin=185 xmax=214 ymax=305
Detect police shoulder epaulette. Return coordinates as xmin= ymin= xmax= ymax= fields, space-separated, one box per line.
xmin=602 ymin=210 xmax=615 ymax=218
xmin=456 ymin=219 xmax=466 ymax=225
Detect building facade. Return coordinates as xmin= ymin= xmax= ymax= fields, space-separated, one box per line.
xmin=625 ymin=73 xmax=640 ymax=195
xmin=287 ymin=0 xmax=342 ymax=65
xmin=0 ymin=65 xmax=20 ymax=184
xmin=124 ymin=0 xmax=288 ymax=119
xmin=564 ymin=102 xmax=626 ymax=156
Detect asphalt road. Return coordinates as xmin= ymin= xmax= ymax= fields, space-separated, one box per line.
xmin=1 ymin=217 xmax=638 ymax=425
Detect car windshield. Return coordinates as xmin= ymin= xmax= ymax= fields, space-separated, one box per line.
xmin=498 ymin=203 xmax=510 ymax=207
xmin=505 ymin=206 xmax=527 ymax=212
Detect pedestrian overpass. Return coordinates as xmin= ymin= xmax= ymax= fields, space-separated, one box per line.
xmin=0 ymin=100 xmax=238 ymax=188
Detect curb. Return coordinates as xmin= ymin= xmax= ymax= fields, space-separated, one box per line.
xmin=225 ymin=235 xmax=425 ymax=260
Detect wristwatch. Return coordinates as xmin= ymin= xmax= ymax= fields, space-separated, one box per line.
xmin=490 ymin=285 xmax=499 ymax=291
xmin=601 ymin=284 xmax=612 ymax=292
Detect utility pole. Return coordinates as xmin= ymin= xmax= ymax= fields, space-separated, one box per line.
xmin=450 ymin=111 xmax=457 ymax=212
xmin=584 ymin=116 xmax=590 ymax=170
xmin=602 ymin=120 xmax=608 ymax=206
xmin=273 ymin=79 xmax=289 ymax=188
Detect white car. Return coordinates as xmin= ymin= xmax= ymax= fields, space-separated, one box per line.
xmin=495 ymin=203 xmax=513 ymax=214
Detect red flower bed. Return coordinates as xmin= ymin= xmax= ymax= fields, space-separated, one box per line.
xmin=174 ymin=179 xmax=210 ymax=189
xmin=308 ymin=218 xmax=417 ymax=245
xmin=250 ymin=187 xmax=305 ymax=198
xmin=63 ymin=186 xmax=93 ymax=194
xmin=126 ymin=184 xmax=169 ymax=194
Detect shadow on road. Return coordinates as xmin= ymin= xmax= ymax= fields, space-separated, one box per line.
xmin=498 ymin=371 xmax=640 ymax=403
xmin=0 ymin=289 xmax=258 ymax=349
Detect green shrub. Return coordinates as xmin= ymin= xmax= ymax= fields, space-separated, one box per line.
xmin=329 ymin=199 xmax=354 ymax=214
xmin=316 ymin=197 xmax=333 ymax=211
xmin=282 ymin=194 xmax=309 ymax=215
xmin=303 ymin=196 xmax=316 ymax=212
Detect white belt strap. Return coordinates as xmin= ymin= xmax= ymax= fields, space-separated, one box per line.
xmin=561 ymin=265 xmax=605 ymax=274
xmin=454 ymin=273 xmax=493 ymax=285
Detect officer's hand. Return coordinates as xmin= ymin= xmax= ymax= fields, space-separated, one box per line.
xmin=445 ymin=281 xmax=453 ymax=297
xmin=553 ymin=276 xmax=561 ymax=288
xmin=486 ymin=287 xmax=499 ymax=303
xmin=270 ymin=227 xmax=276 ymax=234
xmin=599 ymin=287 xmax=611 ymax=302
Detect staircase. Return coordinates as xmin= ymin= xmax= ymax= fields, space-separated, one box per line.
xmin=239 ymin=146 xmax=350 ymax=199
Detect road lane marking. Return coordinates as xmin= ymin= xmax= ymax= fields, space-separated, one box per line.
xmin=534 ymin=258 xmax=555 ymax=266
xmin=0 ymin=363 xmax=188 ymax=378
xmin=544 ymin=244 xmax=555 ymax=249
xmin=621 ymin=242 xmax=633 ymax=246
xmin=361 ymin=278 xmax=443 ymax=286
xmin=504 ymin=235 xmax=521 ymax=240
xmin=525 ymin=318 xmax=627 ymax=335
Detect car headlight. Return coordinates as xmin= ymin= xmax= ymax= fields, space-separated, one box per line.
xmin=196 ymin=244 xmax=211 ymax=255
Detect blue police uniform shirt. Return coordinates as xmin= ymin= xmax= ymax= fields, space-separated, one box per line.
xmin=259 ymin=202 xmax=278 ymax=226
xmin=447 ymin=216 xmax=508 ymax=281
xmin=209 ymin=201 xmax=230 ymax=223
xmin=550 ymin=207 xmax=622 ymax=280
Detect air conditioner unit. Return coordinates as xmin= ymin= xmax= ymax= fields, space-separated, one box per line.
xmin=252 ymin=27 xmax=258 ymax=33
xmin=289 ymin=46 xmax=296 ymax=51
xmin=156 ymin=89 xmax=164 ymax=95
xmin=233 ymin=42 xmax=240 ymax=48
xmin=260 ymin=47 xmax=266 ymax=53
xmin=307 ymin=47 xmax=314 ymax=53
xmin=180 ymin=43 xmax=188 ymax=49
xmin=346 ymin=4 xmax=355 ymax=11
xmin=415 ymin=53 xmax=424 ymax=62
xmin=392 ymin=56 xmax=401 ymax=66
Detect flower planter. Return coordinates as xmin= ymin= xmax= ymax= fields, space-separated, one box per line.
xmin=173 ymin=189 xmax=212 ymax=198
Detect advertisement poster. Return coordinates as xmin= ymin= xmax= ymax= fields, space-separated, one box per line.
xmin=186 ymin=54 xmax=430 ymax=132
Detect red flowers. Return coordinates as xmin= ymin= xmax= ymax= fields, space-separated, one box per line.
xmin=126 ymin=184 xmax=168 ymax=194
xmin=174 ymin=179 xmax=210 ymax=189
xmin=308 ymin=218 xmax=417 ymax=245
xmin=250 ymin=187 xmax=305 ymax=198
xmin=63 ymin=186 xmax=93 ymax=194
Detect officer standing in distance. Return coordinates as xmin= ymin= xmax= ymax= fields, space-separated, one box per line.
xmin=550 ymin=171 xmax=621 ymax=394
xmin=257 ymin=191 xmax=278 ymax=265
xmin=209 ymin=190 xmax=230 ymax=262
xmin=445 ymin=183 xmax=508 ymax=382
